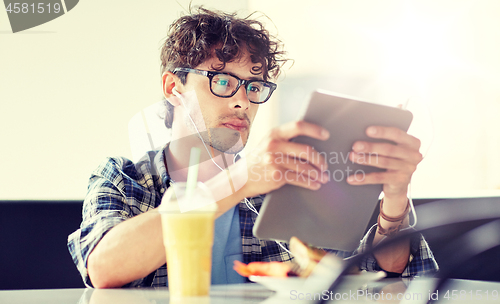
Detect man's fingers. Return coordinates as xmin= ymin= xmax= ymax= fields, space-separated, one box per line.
xmin=273 ymin=120 xmax=329 ymax=142
xmin=347 ymin=171 xmax=410 ymax=187
xmin=351 ymin=141 xmax=423 ymax=164
xmin=243 ymin=121 xmax=331 ymax=197
xmin=265 ymin=139 xmax=329 ymax=172
xmin=350 ymin=153 xmax=417 ymax=173
xmin=365 ymin=126 xmax=421 ymax=151
xmin=278 ymin=161 xmax=330 ymax=184
xmin=283 ymin=171 xmax=323 ymax=190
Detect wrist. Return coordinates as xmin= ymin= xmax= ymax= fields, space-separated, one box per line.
xmin=383 ymin=192 xmax=407 ymax=201
xmin=376 ymin=198 xmax=410 ymax=237
xmin=380 ymin=194 xmax=408 ymax=217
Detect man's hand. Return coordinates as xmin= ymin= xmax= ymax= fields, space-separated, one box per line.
xmin=347 ymin=125 xmax=421 ymax=272
xmin=347 ymin=126 xmax=422 ymax=204
xmin=240 ymin=121 xmax=330 ymax=198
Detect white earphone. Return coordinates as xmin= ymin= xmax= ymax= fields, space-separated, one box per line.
xmin=171 ymin=87 xmax=293 ymax=256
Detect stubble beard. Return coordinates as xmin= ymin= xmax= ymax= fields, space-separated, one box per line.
xmin=203 ymin=127 xmax=248 ymax=154
xmin=186 ymin=113 xmax=249 ymax=155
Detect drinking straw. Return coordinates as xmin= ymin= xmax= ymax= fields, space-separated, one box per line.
xmin=185 ymin=147 xmax=201 ymax=200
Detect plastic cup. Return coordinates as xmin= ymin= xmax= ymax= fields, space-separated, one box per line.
xmin=160 ymin=182 xmax=217 ymax=297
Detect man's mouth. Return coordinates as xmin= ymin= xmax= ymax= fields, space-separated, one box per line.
xmin=222 ymin=119 xmax=249 ymax=132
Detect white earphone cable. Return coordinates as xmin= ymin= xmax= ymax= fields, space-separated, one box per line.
xmin=172 ymin=88 xmax=225 ymax=172
xmin=172 ymin=88 xmax=293 ymax=256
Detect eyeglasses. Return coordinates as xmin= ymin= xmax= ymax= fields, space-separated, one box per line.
xmin=173 ymin=68 xmax=277 ymax=104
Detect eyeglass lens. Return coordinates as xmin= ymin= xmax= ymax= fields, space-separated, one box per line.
xmin=211 ymin=74 xmax=272 ymax=103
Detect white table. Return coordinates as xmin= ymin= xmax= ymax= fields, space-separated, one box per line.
xmin=0 ymin=284 xmax=272 ymax=304
xmin=1 ymin=278 xmax=499 ymax=304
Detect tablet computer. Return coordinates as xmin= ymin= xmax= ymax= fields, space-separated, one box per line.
xmin=253 ymin=89 xmax=413 ymax=251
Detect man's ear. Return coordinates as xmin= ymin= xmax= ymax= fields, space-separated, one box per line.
xmin=162 ymin=71 xmax=181 ymax=106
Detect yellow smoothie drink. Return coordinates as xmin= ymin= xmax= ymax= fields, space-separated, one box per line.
xmin=162 ymin=211 xmax=215 ymax=296
xmin=160 ymin=182 xmax=217 ymax=297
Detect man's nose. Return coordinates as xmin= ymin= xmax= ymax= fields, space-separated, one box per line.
xmin=229 ymin=85 xmax=250 ymax=109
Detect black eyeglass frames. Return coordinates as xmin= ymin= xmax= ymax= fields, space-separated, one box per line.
xmin=173 ymin=68 xmax=277 ymax=104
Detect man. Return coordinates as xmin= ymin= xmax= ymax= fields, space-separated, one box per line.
xmin=68 ymin=7 xmax=438 ymax=288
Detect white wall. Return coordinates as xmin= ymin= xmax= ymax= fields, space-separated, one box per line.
xmin=0 ymin=0 xmax=250 ymax=199
xmin=1 ymin=0 xmax=499 ymax=200
xmin=251 ymin=0 xmax=500 ymax=198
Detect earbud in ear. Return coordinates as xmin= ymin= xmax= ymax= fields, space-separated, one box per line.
xmin=172 ymin=87 xmax=181 ymax=98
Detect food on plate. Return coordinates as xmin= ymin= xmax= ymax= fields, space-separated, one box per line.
xmin=289 ymin=236 xmax=327 ymax=277
xmin=233 ymin=260 xmax=291 ymax=278
xmin=233 ymin=236 xmax=329 ymax=278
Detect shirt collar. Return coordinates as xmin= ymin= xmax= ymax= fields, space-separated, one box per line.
xmin=153 ymin=143 xmax=171 ymax=188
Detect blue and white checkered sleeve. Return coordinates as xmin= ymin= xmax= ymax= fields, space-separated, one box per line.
xmin=402 ymin=232 xmax=440 ymax=277
xmin=352 ymin=224 xmax=439 ymax=277
xmin=67 ymin=158 xmax=148 ymax=288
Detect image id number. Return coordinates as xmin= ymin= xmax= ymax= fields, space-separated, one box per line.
xmin=6 ymin=3 xmax=61 ymax=14
xmin=442 ymin=289 xmax=498 ymax=301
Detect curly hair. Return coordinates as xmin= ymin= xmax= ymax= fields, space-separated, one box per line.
xmin=160 ymin=7 xmax=288 ymax=128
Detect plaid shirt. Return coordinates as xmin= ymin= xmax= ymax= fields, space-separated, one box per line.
xmin=68 ymin=146 xmax=438 ymax=288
